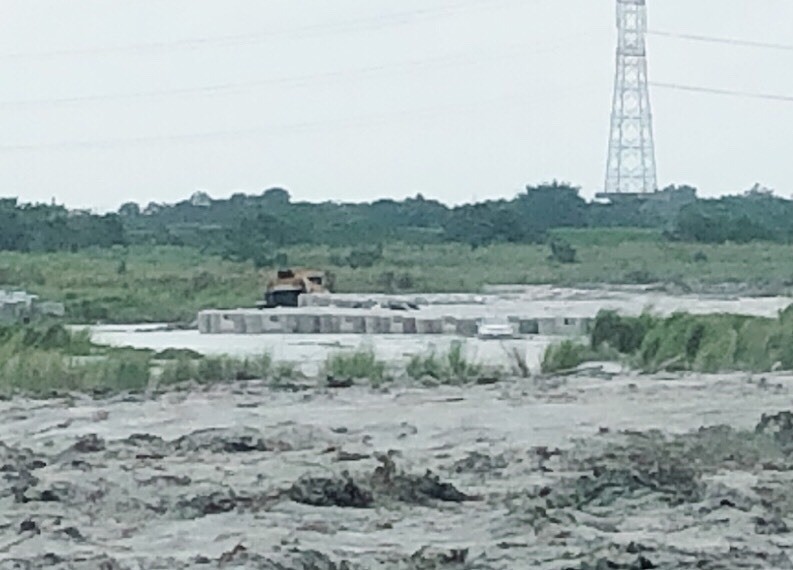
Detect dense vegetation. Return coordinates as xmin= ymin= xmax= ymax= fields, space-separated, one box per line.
xmin=2 ymin=182 xmax=793 ymax=323
xmin=544 ymin=307 xmax=793 ymax=374
xmin=2 ymin=183 xmax=789 ymax=264
xmin=4 ymin=233 xmax=793 ymax=323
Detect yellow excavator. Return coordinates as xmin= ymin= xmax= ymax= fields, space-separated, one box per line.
xmin=257 ymin=269 xmax=329 ymax=308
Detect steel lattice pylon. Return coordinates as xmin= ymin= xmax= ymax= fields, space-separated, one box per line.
xmin=605 ymin=0 xmax=657 ymax=194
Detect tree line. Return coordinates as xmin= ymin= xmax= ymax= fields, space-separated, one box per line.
xmin=0 ymin=183 xmax=789 ymax=261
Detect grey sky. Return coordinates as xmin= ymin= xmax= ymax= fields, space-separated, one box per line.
xmin=0 ymin=0 xmax=791 ymax=211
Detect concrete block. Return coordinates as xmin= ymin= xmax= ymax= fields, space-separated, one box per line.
xmin=519 ymin=319 xmax=540 ymax=335
xmin=318 ymin=315 xmax=339 ymax=333
xmin=339 ymin=315 xmax=365 ymax=334
xmin=442 ymin=317 xmax=458 ymax=335
xmin=296 ymin=314 xmax=320 ymax=334
xmin=198 ymin=312 xmax=212 ymax=334
xmin=231 ymin=314 xmax=247 ymax=334
xmin=378 ymin=317 xmax=393 ymax=334
xmin=218 ymin=314 xmax=236 ymax=334
xmin=389 ymin=316 xmax=404 ymax=334
xmin=455 ymin=319 xmax=478 ymax=337
xmin=244 ymin=314 xmax=264 ymax=334
xmin=416 ymin=318 xmax=443 ymax=335
xmin=364 ymin=316 xmax=382 ymax=334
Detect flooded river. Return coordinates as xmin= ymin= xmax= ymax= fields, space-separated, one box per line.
xmin=3 ymin=287 xmax=793 ymax=568
xmin=2 ymin=371 xmax=792 ymax=568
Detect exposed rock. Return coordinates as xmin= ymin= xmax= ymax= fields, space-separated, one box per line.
xmin=371 ymin=453 xmax=473 ymax=505
xmin=175 ymin=490 xmax=258 ymax=518
xmin=289 ymin=472 xmax=374 ymax=508
xmin=754 ymin=514 xmax=790 ymax=535
xmin=756 ymin=411 xmax=793 ymax=450
xmin=451 ymin=451 xmax=508 ymax=474
xmin=72 ymin=434 xmax=106 ymax=454
xmin=172 ymin=427 xmax=270 ymax=454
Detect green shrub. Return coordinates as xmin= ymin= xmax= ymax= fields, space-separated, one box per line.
xmin=0 ymin=350 xmax=151 ymax=397
xmin=637 ymin=313 xmax=750 ymax=372
xmin=591 ymin=311 xmax=657 ymax=354
xmin=0 ymin=323 xmax=93 ymax=355
xmin=159 ymin=357 xmax=196 ymax=386
xmin=406 ymin=341 xmax=483 ymax=384
xmin=542 ymin=340 xmax=591 ymax=373
xmin=160 ymin=353 xmax=272 ymax=385
xmin=548 ymin=239 xmax=577 ymax=264
xmin=325 ymin=349 xmax=386 ymax=382
xmin=406 ymin=352 xmax=445 ymax=381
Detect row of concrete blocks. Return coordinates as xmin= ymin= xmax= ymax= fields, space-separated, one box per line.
xmin=298 ymin=293 xmax=486 ymax=309
xmin=199 ymin=311 xmax=479 ymax=335
xmin=198 ymin=310 xmax=592 ymax=337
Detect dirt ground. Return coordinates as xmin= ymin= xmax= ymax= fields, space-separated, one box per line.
xmin=2 ymin=370 xmax=793 ymax=569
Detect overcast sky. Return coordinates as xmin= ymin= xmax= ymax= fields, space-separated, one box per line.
xmin=0 ymin=0 xmax=791 ymax=211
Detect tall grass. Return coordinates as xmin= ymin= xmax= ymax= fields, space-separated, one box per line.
xmin=541 ymin=341 xmax=592 ymax=374
xmin=406 ymin=341 xmax=484 ymax=384
xmin=0 ymin=323 xmax=93 ymax=355
xmin=0 ymin=350 xmax=151 ymax=396
xmin=0 ymin=323 xmax=152 ymax=396
xmin=548 ymin=307 xmax=793 ymax=375
xmin=324 ymin=349 xmax=386 ymax=383
xmin=158 ymin=353 xmax=272 ymax=386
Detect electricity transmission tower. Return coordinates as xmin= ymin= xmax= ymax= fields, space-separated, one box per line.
xmin=604 ymin=0 xmax=657 ymax=194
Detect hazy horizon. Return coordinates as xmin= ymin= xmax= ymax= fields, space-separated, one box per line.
xmin=1 ymin=0 xmax=791 ymax=211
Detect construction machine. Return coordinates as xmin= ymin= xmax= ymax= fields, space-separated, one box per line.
xmin=257 ymin=269 xmax=329 ymax=308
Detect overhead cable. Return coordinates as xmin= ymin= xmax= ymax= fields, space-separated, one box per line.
xmin=0 ymin=80 xmax=598 ymax=152
xmin=0 ymin=33 xmax=605 ymax=107
xmin=648 ymin=30 xmax=793 ymax=52
xmin=0 ymin=0 xmax=536 ymax=60
xmin=651 ymin=81 xmax=793 ymax=103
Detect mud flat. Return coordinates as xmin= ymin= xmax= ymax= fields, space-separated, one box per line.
xmin=2 ymin=370 xmax=793 ymax=569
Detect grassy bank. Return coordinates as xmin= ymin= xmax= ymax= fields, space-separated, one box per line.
xmin=544 ymin=306 xmax=793 ymax=374
xmin=0 ymin=324 xmax=497 ymax=398
xmin=2 ymin=230 xmax=793 ymax=323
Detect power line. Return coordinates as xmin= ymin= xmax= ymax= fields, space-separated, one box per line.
xmin=651 ymin=81 xmax=793 ymax=103
xmin=0 ymin=80 xmax=598 ymax=152
xmin=648 ymin=30 xmax=793 ymax=52
xmin=0 ymin=33 xmax=605 ymax=107
xmin=0 ymin=0 xmax=536 ymax=60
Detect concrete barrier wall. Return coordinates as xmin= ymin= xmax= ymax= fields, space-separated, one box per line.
xmin=198 ymin=308 xmax=591 ymax=338
xmin=299 ymin=293 xmax=487 ymax=309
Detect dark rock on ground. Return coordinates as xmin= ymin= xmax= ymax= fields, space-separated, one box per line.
xmin=72 ymin=434 xmax=106 ymax=454
xmin=289 ymin=472 xmax=373 ymax=508
xmin=451 ymin=452 xmax=508 ymax=474
xmin=406 ymin=547 xmax=469 ymax=569
xmin=756 ymin=411 xmax=793 ymax=450
xmin=564 ymin=556 xmax=656 ymax=570
xmin=372 ymin=454 xmax=473 ymax=505
xmin=173 ymin=428 xmax=271 ymax=454
xmin=754 ymin=514 xmax=790 ymax=535
xmin=18 ymin=518 xmax=39 ymax=534
xmin=175 ymin=490 xmax=258 ymax=518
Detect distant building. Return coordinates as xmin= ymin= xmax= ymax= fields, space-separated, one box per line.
xmin=0 ymin=290 xmax=65 ymax=324
xmin=189 ymin=191 xmax=212 ymax=207
xmin=595 ymin=186 xmax=697 ymax=226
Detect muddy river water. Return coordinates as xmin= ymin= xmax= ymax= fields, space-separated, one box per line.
xmin=2 ymin=288 xmax=793 ymax=568
xmin=2 ymin=371 xmax=793 ymax=568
